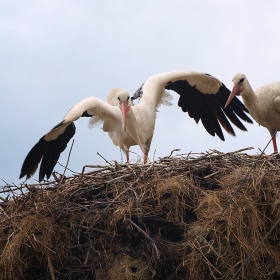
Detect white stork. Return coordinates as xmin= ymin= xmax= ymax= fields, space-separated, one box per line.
xmin=20 ymin=70 xmax=253 ymax=181
xmin=225 ymin=73 xmax=280 ymax=152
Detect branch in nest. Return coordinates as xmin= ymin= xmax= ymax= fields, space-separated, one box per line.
xmin=168 ymin=148 xmax=180 ymax=157
xmin=129 ymin=219 xmax=160 ymax=260
xmin=97 ymin=152 xmax=112 ymax=165
xmin=60 ymin=139 xmax=75 ymax=184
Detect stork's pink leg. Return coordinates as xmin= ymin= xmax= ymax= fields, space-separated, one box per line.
xmin=126 ymin=152 xmax=130 ymax=163
xmin=144 ymin=151 xmax=148 ymax=164
xmin=272 ymin=136 xmax=278 ymax=153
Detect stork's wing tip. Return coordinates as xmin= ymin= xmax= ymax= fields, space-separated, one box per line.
xmin=19 ymin=172 xmax=31 ymax=180
xmin=224 ymin=129 xmax=236 ymax=137
xmin=19 ymin=171 xmax=26 ymax=180
xmin=39 ymin=172 xmax=45 ymax=182
xmin=218 ymin=134 xmax=225 ymax=141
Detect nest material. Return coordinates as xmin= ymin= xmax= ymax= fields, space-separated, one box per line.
xmin=1 ymin=148 xmax=280 ymax=280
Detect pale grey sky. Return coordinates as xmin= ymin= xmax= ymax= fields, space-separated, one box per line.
xmin=1 ymin=1 xmax=280 ymax=185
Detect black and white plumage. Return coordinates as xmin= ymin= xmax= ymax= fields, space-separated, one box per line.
xmin=20 ymin=70 xmax=253 ymax=181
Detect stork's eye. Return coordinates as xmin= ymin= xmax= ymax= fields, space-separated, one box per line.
xmin=239 ymin=78 xmax=245 ymax=84
xmin=118 ymin=97 xmax=120 ymax=101
xmin=127 ymin=96 xmax=130 ymax=101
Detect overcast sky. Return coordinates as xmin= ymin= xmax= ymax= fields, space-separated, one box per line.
xmin=1 ymin=1 xmax=280 ymax=186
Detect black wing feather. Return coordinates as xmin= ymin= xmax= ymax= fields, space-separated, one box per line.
xmin=207 ymin=95 xmax=235 ymax=136
xmin=20 ymin=122 xmax=76 ymax=181
xmin=165 ymin=77 xmax=253 ymax=140
xmin=39 ymin=122 xmax=76 ymax=180
xmin=202 ymin=96 xmax=225 ymax=140
xmin=19 ymin=137 xmax=50 ymax=180
xmin=215 ymin=85 xmax=253 ymax=125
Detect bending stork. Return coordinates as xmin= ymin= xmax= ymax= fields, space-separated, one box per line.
xmin=20 ymin=70 xmax=253 ymax=181
xmin=225 ymin=73 xmax=280 ymax=152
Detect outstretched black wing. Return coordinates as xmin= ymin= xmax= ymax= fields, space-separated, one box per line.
xmin=165 ymin=75 xmax=253 ymax=141
xmin=20 ymin=122 xmax=76 ymax=181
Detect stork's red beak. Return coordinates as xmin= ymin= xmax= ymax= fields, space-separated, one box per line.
xmin=121 ymin=101 xmax=130 ymax=131
xmin=224 ymin=84 xmax=240 ymax=108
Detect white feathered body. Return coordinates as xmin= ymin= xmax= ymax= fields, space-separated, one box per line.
xmin=241 ymin=80 xmax=280 ymax=135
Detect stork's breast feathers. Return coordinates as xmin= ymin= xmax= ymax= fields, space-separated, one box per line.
xmin=103 ymin=119 xmax=118 ymax=132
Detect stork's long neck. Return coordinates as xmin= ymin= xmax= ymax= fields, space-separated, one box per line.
xmin=241 ymin=81 xmax=261 ymax=123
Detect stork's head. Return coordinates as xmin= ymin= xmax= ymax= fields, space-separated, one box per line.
xmin=118 ymin=91 xmax=132 ymax=131
xmin=224 ymin=73 xmax=247 ymax=108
